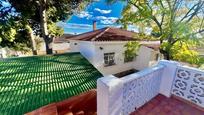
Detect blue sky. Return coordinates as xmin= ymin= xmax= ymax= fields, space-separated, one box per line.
xmin=59 ymin=0 xmax=127 ymax=34
xmin=2 ymin=0 xmax=138 ymax=34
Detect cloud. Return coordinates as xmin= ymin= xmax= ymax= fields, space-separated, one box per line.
xmin=100 ymin=20 xmax=115 ymax=24
xmin=95 ymin=16 xmax=118 ymax=24
xmin=94 ymin=8 xmax=112 ymax=14
xmin=63 ymin=23 xmax=92 ymax=29
xmin=57 ymin=22 xmax=93 ymax=30
xmin=75 ymin=11 xmax=92 ymax=19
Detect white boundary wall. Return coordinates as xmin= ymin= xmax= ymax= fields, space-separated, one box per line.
xmin=97 ymin=60 xmax=204 ymax=115
xmin=97 ymin=63 xmax=165 ymax=115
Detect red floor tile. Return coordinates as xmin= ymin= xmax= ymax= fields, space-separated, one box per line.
xmin=27 ymin=92 xmax=204 ymax=115
xmin=131 ymin=94 xmax=204 ymax=115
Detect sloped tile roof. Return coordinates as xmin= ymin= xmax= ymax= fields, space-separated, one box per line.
xmin=54 ymin=34 xmax=74 ymax=43
xmin=66 ymin=27 xmax=138 ymax=41
xmin=0 ymin=53 xmax=102 ymax=115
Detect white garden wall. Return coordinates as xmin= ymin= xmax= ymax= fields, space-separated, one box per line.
xmin=97 ymin=60 xmax=204 ymax=115
xmin=38 ymin=42 xmax=70 ymax=54
xmin=171 ymin=65 xmax=204 ymax=108
xmin=0 ymin=48 xmax=7 ymax=58
xmin=97 ymin=64 xmax=165 ymax=115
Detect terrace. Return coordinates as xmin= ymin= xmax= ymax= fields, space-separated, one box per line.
xmin=0 ymin=53 xmax=204 ymax=115
xmin=97 ymin=60 xmax=204 ymax=115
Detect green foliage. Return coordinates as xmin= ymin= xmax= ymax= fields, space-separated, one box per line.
xmin=1 ymin=0 xmax=91 ymax=54
xmin=0 ymin=19 xmax=33 ymax=52
xmin=161 ymin=41 xmax=199 ymax=64
xmin=107 ymin=0 xmax=204 ymax=62
xmin=198 ymin=56 xmax=204 ymax=70
xmin=0 ymin=5 xmax=17 ymax=43
xmin=7 ymin=0 xmax=91 ymax=33
xmin=124 ymin=41 xmax=140 ymax=62
xmin=199 ymin=64 xmax=204 ymax=70
xmin=0 ymin=1 xmax=34 ymax=52
xmin=133 ymin=33 xmax=159 ymax=41
xmin=48 ymin=22 xmax=64 ymax=37
xmin=0 ymin=27 xmax=16 ymax=42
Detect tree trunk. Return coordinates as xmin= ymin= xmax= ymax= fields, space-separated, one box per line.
xmin=39 ymin=0 xmax=53 ymax=54
xmin=29 ymin=29 xmax=37 ymax=55
xmin=163 ymin=52 xmax=170 ymax=60
xmin=26 ymin=25 xmax=37 ymax=55
xmin=159 ymin=48 xmax=170 ymax=60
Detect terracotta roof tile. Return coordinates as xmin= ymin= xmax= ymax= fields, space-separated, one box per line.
xmin=67 ymin=27 xmax=138 ymax=41
xmin=54 ymin=34 xmax=74 ymax=43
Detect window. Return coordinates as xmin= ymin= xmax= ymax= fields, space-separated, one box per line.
xmin=104 ymin=53 xmax=115 ymax=66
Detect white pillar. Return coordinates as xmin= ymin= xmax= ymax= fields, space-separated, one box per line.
xmin=158 ymin=60 xmax=180 ymax=97
xmin=97 ymin=75 xmax=123 ymax=115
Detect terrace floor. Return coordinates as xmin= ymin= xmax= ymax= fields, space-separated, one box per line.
xmin=26 ymin=92 xmax=204 ymax=115
xmin=131 ymin=94 xmax=204 ymax=115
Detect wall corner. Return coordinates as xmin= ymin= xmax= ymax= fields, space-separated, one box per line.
xmin=97 ymin=75 xmax=123 ymax=115
xmin=158 ymin=60 xmax=180 ymax=97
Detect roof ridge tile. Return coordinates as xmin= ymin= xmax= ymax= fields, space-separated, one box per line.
xmin=91 ymin=27 xmax=110 ymax=41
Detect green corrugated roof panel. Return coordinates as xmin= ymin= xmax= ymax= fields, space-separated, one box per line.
xmin=0 ymin=53 xmax=102 ymax=115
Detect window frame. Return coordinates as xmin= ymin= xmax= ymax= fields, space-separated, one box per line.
xmin=104 ymin=52 xmax=116 ymax=67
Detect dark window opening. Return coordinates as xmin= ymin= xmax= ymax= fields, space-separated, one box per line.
xmin=104 ymin=52 xmax=115 ymax=66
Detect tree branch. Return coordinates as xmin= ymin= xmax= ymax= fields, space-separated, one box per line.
xmin=179 ymin=1 xmax=200 ymax=22
xmin=186 ymin=1 xmax=204 ymax=23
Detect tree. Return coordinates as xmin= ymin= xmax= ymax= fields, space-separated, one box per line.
xmin=6 ymin=0 xmax=91 ymax=54
xmin=0 ymin=1 xmax=32 ymax=53
xmin=107 ymin=0 xmax=204 ymax=60
xmin=0 ymin=0 xmax=40 ymax=54
xmin=161 ymin=41 xmax=199 ymax=64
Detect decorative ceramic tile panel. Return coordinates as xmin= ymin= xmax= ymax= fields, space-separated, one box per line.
xmin=122 ymin=66 xmax=164 ymax=115
xmin=172 ymin=66 xmax=204 ymax=108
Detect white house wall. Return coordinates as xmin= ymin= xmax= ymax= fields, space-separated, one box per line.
xmin=134 ymin=46 xmax=153 ymax=70
xmin=53 ymin=43 xmax=70 ymax=51
xmin=92 ymin=42 xmax=138 ymax=75
xmin=69 ymin=40 xmax=80 ymax=52
xmin=78 ymin=41 xmax=96 ymax=64
xmin=38 ymin=42 xmax=70 ymax=54
xmin=72 ymin=41 xmax=160 ymax=75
